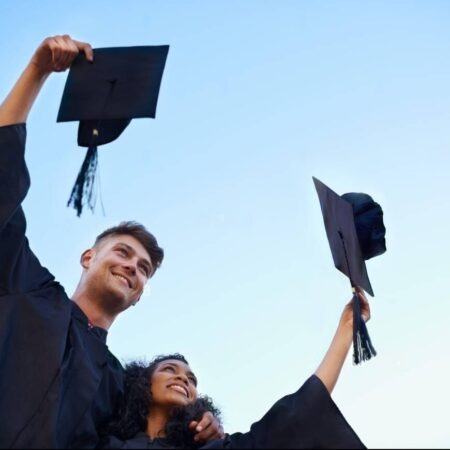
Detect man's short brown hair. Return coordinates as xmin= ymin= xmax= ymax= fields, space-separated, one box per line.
xmin=95 ymin=221 xmax=164 ymax=274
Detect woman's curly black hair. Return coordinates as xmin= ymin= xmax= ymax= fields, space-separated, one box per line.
xmin=102 ymin=354 xmax=222 ymax=449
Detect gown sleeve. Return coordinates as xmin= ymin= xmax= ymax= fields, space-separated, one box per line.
xmin=205 ymin=375 xmax=365 ymax=449
xmin=0 ymin=123 xmax=54 ymax=295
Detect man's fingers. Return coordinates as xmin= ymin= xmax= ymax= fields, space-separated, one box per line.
xmin=217 ymin=425 xmax=225 ymax=439
xmin=194 ymin=411 xmax=213 ymax=433
xmin=48 ymin=35 xmax=93 ymax=71
xmin=57 ymin=35 xmax=81 ymax=69
xmin=47 ymin=36 xmax=70 ymax=71
xmin=73 ymin=39 xmax=94 ymax=62
xmin=193 ymin=412 xmax=224 ymax=443
xmin=49 ymin=40 xmax=63 ymax=71
xmin=194 ymin=423 xmax=222 ymax=443
xmin=189 ymin=421 xmax=198 ymax=431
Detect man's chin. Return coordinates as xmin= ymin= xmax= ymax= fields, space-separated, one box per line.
xmin=102 ymin=288 xmax=135 ymax=313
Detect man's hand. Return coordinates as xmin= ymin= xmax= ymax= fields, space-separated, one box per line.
xmin=30 ymin=35 xmax=93 ymax=75
xmin=0 ymin=35 xmax=93 ymax=125
xmin=338 ymin=287 xmax=371 ymax=331
xmin=189 ymin=411 xmax=225 ymax=443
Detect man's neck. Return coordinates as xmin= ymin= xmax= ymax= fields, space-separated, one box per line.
xmin=72 ymin=294 xmax=115 ymax=331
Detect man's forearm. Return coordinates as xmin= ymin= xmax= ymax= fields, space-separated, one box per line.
xmin=314 ymin=324 xmax=353 ymax=394
xmin=0 ymin=63 xmax=49 ymax=127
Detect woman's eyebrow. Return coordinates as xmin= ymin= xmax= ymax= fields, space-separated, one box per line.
xmin=161 ymin=362 xmax=197 ymax=384
xmin=188 ymin=371 xmax=198 ymax=385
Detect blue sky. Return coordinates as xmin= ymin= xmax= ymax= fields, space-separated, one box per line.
xmin=2 ymin=1 xmax=450 ymax=447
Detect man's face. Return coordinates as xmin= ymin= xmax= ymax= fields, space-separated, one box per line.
xmin=82 ymin=234 xmax=154 ymax=312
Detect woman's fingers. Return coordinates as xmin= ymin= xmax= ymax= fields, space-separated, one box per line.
xmin=356 ymin=287 xmax=371 ymax=322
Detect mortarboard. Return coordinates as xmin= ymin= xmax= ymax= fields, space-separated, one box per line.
xmin=313 ymin=177 xmax=386 ymax=364
xmin=57 ymin=45 xmax=170 ymax=216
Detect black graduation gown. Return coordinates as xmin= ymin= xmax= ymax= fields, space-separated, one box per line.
xmin=0 ymin=124 xmax=124 ymax=449
xmin=99 ymin=375 xmax=365 ymax=449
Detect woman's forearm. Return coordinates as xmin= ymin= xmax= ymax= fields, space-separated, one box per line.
xmin=0 ymin=63 xmax=49 ymax=127
xmin=314 ymin=324 xmax=353 ymax=394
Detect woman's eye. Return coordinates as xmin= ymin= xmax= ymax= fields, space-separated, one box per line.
xmin=163 ymin=366 xmax=175 ymax=373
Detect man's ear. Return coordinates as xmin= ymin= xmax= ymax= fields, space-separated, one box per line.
xmin=80 ymin=248 xmax=95 ymax=269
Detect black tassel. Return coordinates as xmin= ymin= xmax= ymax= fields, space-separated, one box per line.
xmin=352 ymin=292 xmax=377 ymax=365
xmin=67 ymin=146 xmax=99 ymax=217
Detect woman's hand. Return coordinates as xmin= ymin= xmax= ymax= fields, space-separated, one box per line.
xmin=189 ymin=411 xmax=225 ymax=443
xmin=30 ymin=35 xmax=93 ymax=75
xmin=314 ymin=288 xmax=372 ymax=394
xmin=338 ymin=287 xmax=371 ymax=331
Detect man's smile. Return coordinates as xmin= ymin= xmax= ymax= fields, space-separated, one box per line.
xmin=112 ymin=272 xmax=132 ymax=289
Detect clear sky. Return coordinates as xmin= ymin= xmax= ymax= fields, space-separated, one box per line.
xmin=1 ymin=1 xmax=450 ymax=447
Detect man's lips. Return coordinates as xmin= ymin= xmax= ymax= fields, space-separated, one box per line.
xmin=112 ymin=272 xmax=132 ymax=289
xmin=168 ymin=384 xmax=189 ymax=398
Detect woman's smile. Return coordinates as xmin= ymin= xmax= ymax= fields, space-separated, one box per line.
xmin=167 ymin=384 xmax=189 ymax=398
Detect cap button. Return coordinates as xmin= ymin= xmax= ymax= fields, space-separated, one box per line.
xmin=93 ymin=129 xmax=99 ymax=136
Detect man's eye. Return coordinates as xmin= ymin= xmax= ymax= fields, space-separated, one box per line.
xmin=189 ymin=377 xmax=197 ymax=386
xmin=117 ymin=249 xmax=127 ymax=256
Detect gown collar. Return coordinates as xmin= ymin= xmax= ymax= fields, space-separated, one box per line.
xmin=71 ymin=302 xmax=109 ymax=343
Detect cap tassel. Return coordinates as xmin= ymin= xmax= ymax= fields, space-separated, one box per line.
xmin=67 ymin=145 xmax=99 ymax=217
xmin=352 ymin=291 xmax=377 ymax=365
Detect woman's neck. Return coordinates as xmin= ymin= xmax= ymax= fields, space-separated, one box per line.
xmin=146 ymin=407 xmax=170 ymax=440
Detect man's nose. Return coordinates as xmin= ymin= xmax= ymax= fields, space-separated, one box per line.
xmin=123 ymin=260 xmax=137 ymax=275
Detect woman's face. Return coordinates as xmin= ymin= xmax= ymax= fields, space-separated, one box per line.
xmin=150 ymin=359 xmax=198 ymax=409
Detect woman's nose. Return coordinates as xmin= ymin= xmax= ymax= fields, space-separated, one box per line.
xmin=175 ymin=374 xmax=189 ymax=386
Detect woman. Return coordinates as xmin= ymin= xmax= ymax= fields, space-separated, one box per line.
xmin=100 ymin=291 xmax=369 ymax=449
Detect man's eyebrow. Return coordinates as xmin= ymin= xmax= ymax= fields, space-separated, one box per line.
xmin=115 ymin=242 xmax=153 ymax=272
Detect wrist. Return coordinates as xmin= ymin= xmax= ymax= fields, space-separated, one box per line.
xmin=27 ymin=61 xmax=51 ymax=81
xmin=336 ymin=322 xmax=353 ymax=341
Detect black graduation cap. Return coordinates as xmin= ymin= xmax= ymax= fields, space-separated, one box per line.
xmin=57 ymin=45 xmax=170 ymax=216
xmin=313 ymin=177 xmax=386 ymax=364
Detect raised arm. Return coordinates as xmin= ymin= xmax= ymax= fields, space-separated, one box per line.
xmin=314 ymin=289 xmax=371 ymax=394
xmin=207 ymin=293 xmax=370 ymax=449
xmin=0 ymin=35 xmax=93 ymax=126
xmin=0 ymin=36 xmax=93 ymax=295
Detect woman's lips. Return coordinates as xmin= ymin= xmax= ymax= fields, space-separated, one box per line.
xmin=168 ymin=384 xmax=189 ymax=398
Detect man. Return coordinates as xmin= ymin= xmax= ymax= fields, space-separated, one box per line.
xmin=0 ymin=35 xmax=222 ymax=449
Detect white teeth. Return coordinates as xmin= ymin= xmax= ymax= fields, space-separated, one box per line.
xmin=113 ymin=274 xmax=129 ymax=287
xmin=169 ymin=385 xmax=188 ymax=397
